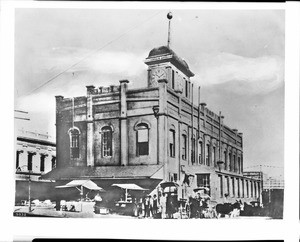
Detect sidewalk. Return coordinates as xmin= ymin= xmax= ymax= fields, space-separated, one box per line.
xmin=14 ymin=206 xmax=136 ymax=218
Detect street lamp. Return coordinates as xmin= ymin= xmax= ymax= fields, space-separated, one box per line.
xmin=16 ymin=165 xmax=33 ymax=213
xmin=152 ymin=105 xmax=159 ymax=118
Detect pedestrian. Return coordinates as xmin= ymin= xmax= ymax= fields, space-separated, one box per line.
xmin=93 ymin=192 xmax=102 ymax=214
xmin=189 ymin=195 xmax=198 ymax=218
xmin=149 ymin=195 xmax=153 ymax=218
xmin=160 ymin=192 xmax=167 ymax=219
xmin=152 ymin=194 xmax=158 ymax=218
xmin=144 ymin=196 xmax=151 ymax=218
xmin=137 ymin=197 xmax=143 ymax=217
xmin=55 ymin=198 xmax=61 ymax=211
xmin=195 ymin=193 xmax=202 ymax=218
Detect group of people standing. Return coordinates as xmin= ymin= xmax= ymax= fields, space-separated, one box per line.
xmin=188 ymin=193 xmax=212 ymax=218
xmin=137 ymin=192 xmax=178 ymax=219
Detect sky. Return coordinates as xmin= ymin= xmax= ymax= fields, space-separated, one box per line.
xmin=14 ymin=8 xmax=285 ymax=178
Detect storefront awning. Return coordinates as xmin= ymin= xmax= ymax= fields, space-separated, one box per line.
xmin=40 ymin=165 xmax=164 ymax=181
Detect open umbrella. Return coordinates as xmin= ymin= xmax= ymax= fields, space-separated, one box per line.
xmin=55 ymin=180 xmax=105 ymax=212
xmin=160 ymin=181 xmax=179 ymax=189
xmin=56 ymin=180 xmax=105 ymax=199
xmin=199 ymin=193 xmax=211 ymax=199
xmin=193 ymin=187 xmax=210 ymax=193
xmin=160 ymin=181 xmax=179 ymax=193
xmin=112 ymin=184 xmax=148 ymax=202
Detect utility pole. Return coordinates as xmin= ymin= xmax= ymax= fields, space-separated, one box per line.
xmin=268 ymin=177 xmax=271 ymax=204
xmin=28 ymin=170 xmax=32 ymax=213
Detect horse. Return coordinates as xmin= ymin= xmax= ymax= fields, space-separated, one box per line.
xmin=216 ymin=200 xmax=243 ymax=218
xmin=216 ymin=203 xmax=233 ymax=218
xmin=230 ymin=200 xmax=243 ymax=217
xmin=202 ymin=202 xmax=218 ymax=219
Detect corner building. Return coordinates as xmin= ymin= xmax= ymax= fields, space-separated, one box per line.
xmin=44 ymin=46 xmax=261 ymax=204
xmin=15 ymin=129 xmax=56 ymax=203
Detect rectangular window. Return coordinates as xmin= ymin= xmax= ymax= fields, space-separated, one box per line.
xmin=196 ymin=174 xmax=210 ymax=195
xmin=224 ymin=151 xmax=227 ymax=170
xmin=182 ymin=134 xmax=187 ymax=160
xmin=233 ymin=154 xmax=236 ymax=172
xmin=191 ymin=138 xmax=196 ymax=164
xmin=246 ymin=181 xmax=249 ymax=197
xmin=236 ymin=178 xmax=240 ymax=197
xmin=169 ymin=129 xmax=175 ymax=157
xmin=198 ymin=141 xmax=202 ymax=164
xmin=250 ymin=181 xmax=253 ymax=197
xmin=212 ymin=146 xmax=216 ymax=167
xmin=172 ymin=70 xmax=175 ymax=89
xmin=205 ymin=144 xmax=210 ymax=166
xmin=185 ymin=80 xmax=188 ymax=97
xmin=254 ymin=182 xmax=257 ymax=198
xmin=40 ymin=155 xmax=45 ymax=172
xmin=231 ymin=177 xmax=235 ymax=197
xmin=226 ymin=176 xmax=230 ymax=196
xmin=238 ymin=157 xmax=241 ymax=173
xmin=28 ymin=153 xmax=33 ymax=171
xmin=241 ymin=179 xmax=244 ymax=198
xmin=219 ymin=175 xmax=223 ymax=197
xmin=173 ymin=173 xmax=178 ymax=182
xmin=228 ymin=152 xmax=232 ymax=171
xmin=16 ymin=151 xmax=20 ymax=169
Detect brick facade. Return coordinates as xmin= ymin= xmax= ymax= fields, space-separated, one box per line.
xmin=46 ymin=45 xmax=261 ymax=204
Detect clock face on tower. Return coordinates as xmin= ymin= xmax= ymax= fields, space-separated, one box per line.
xmin=151 ymin=68 xmax=167 ymax=82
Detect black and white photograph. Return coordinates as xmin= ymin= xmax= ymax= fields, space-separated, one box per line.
xmin=13 ymin=6 xmax=285 ymax=219
xmin=1 ymin=1 xmax=300 ymax=242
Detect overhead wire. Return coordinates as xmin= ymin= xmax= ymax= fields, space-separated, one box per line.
xmin=16 ymin=10 xmax=164 ymax=101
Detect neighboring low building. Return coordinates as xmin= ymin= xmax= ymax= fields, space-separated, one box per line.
xmin=42 ymin=45 xmax=261 ymax=205
xmin=243 ymin=171 xmax=263 ymax=204
xmin=15 ymin=128 xmax=56 ymax=204
xmin=262 ymin=176 xmax=284 ymax=218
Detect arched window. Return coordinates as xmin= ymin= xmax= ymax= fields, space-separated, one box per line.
xmin=101 ymin=126 xmax=113 ymax=157
xmin=69 ymin=128 xmax=80 ymax=159
xmin=191 ymin=137 xmax=196 ymax=164
xmin=136 ymin=123 xmax=149 ymax=156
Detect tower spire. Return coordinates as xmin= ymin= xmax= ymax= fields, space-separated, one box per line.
xmin=167 ymin=12 xmax=173 ymax=48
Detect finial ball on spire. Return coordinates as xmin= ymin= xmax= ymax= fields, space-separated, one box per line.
xmin=167 ymin=12 xmax=173 ymax=20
